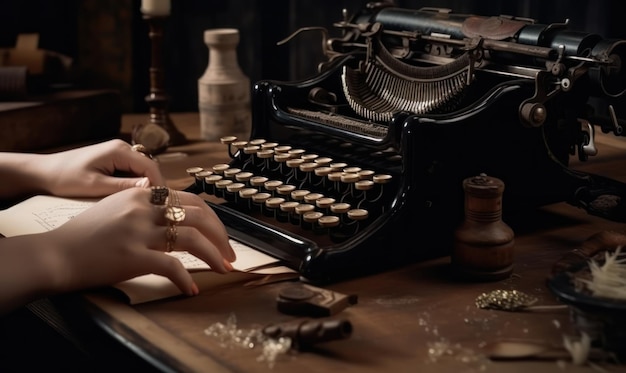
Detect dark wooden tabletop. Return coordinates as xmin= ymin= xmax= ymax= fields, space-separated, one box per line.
xmin=74 ymin=113 xmax=626 ymax=373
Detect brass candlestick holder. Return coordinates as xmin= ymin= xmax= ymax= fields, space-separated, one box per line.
xmin=142 ymin=15 xmax=186 ymax=146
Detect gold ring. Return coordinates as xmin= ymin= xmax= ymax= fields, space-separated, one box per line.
xmin=131 ymin=143 xmax=154 ymax=159
xmin=165 ymin=205 xmax=186 ymax=223
xmin=165 ymin=224 xmax=177 ymax=252
xmin=150 ymin=186 xmax=169 ymax=205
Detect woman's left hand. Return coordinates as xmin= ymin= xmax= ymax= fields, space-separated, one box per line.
xmin=42 ymin=139 xmax=165 ymax=198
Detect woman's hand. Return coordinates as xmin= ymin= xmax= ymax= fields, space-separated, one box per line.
xmin=0 ymin=187 xmax=235 ymax=313
xmin=48 ymin=187 xmax=236 ymax=294
xmin=41 ymin=139 xmax=165 ymax=198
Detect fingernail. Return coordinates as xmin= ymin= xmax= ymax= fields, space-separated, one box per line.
xmin=223 ymin=258 xmax=234 ymax=272
xmin=191 ymin=282 xmax=199 ymax=296
xmin=135 ymin=177 xmax=150 ymax=188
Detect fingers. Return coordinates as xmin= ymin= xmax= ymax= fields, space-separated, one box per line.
xmin=110 ymin=140 xmax=166 ymax=187
xmin=164 ymin=191 xmax=236 ymax=262
xmin=148 ymin=189 xmax=236 ymax=271
xmin=167 ymin=226 xmax=233 ymax=273
xmin=141 ymin=250 xmax=199 ymax=296
xmin=125 ymin=149 xmax=165 ymax=186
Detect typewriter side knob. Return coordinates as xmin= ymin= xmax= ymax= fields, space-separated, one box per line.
xmin=519 ymin=101 xmax=547 ymax=127
xmin=452 ymin=174 xmax=515 ymax=281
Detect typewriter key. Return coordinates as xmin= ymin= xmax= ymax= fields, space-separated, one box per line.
xmin=238 ymin=188 xmax=258 ymax=210
xmin=314 ymin=157 xmax=333 ymax=166
xmin=249 ymin=138 xmax=266 ymax=146
xmin=358 ymin=170 xmax=375 ymax=180
xmin=266 ymin=197 xmax=286 ymax=219
xmin=186 ymin=166 xmax=204 ymax=177
xmin=232 ymin=140 xmax=248 ymax=149
xmin=280 ymin=201 xmax=300 ymax=224
xmin=318 ymin=216 xmax=340 ymax=237
xmin=212 ymin=163 xmax=230 ymax=174
xmin=291 ymin=189 xmax=311 ymax=201
xmin=250 ymin=175 xmax=269 ymax=188
xmin=274 ymin=145 xmax=292 ymax=153
xmin=301 ymin=153 xmax=319 ymax=162
xmin=264 ymin=180 xmax=284 ymax=196
xmin=223 ymin=167 xmax=241 ymax=179
xmin=243 ymin=145 xmax=259 ymax=155
xmin=304 ymin=193 xmax=324 ymax=204
xmin=194 ymin=169 xmax=213 ymax=179
xmin=252 ymin=192 xmax=272 ymax=214
xmin=331 ymin=202 xmax=351 ymax=214
xmin=303 ymin=211 xmax=324 ymax=232
xmin=288 ymin=149 xmax=305 ymax=158
xmin=234 ymin=171 xmax=253 ymax=183
xmin=214 ymin=179 xmax=233 ymax=199
xmin=204 ymin=174 xmax=223 ymax=195
xmin=316 ymin=197 xmax=336 ymax=214
xmin=225 ymin=182 xmax=245 ymax=203
xmin=276 ymin=184 xmax=296 ymax=196
xmin=329 ymin=162 xmax=347 ymax=171
xmin=219 ymin=136 xmax=237 ymax=144
xmin=347 ymin=208 xmax=368 ymax=221
xmin=294 ymin=203 xmax=316 ymax=227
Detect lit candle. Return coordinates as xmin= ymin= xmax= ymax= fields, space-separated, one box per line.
xmin=141 ymin=0 xmax=171 ymax=16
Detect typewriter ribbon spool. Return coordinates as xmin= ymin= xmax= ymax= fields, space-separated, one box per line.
xmin=452 ymin=174 xmax=515 ymax=281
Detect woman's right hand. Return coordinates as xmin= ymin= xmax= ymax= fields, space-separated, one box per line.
xmin=43 ymin=187 xmax=236 ymax=296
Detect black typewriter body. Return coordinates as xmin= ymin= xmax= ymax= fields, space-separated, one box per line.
xmin=188 ymin=4 xmax=626 ymax=283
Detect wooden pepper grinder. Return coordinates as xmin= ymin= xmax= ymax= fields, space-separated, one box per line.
xmin=452 ymin=173 xmax=514 ymax=281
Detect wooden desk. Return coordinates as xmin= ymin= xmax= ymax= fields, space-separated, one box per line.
xmin=73 ymin=113 xmax=626 ymax=372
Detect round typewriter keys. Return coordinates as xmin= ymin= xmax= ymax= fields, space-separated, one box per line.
xmin=225 ymin=182 xmax=245 ymax=203
xmin=204 ymin=174 xmax=223 ymax=195
xmin=252 ymin=192 xmax=272 ymax=214
xmin=214 ymin=179 xmax=233 ymax=199
xmin=223 ymin=167 xmax=241 ymax=179
xmin=220 ymin=136 xmax=242 ymax=158
xmin=186 ymin=166 xmax=204 ymax=177
xmin=238 ymin=187 xmax=258 ymax=210
xmin=264 ymin=180 xmax=284 ymax=196
xmin=250 ymin=176 xmax=269 ymax=191
xmin=212 ymin=163 xmax=230 ymax=175
xmin=265 ymin=197 xmax=287 ymax=220
xmin=274 ymin=145 xmax=292 ymax=154
xmin=279 ymin=201 xmax=300 ymax=224
xmin=303 ymin=211 xmax=324 ymax=232
xmin=186 ymin=167 xmax=207 ymax=190
xmin=294 ymin=203 xmax=316 ymax=227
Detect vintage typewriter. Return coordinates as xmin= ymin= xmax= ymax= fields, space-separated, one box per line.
xmin=186 ymin=3 xmax=626 ymax=283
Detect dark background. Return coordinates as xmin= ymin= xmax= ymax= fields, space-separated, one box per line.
xmin=1 ymin=0 xmax=625 ymax=113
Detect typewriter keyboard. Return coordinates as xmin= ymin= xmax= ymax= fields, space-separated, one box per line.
xmin=186 ymin=136 xmax=396 ymax=244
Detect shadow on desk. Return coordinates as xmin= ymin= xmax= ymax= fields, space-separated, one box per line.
xmin=0 ymin=297 xmax=160 ymax=373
